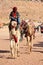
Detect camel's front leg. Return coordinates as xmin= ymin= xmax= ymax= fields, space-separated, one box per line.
xmin=26 ymin=36 xmax=31 ymax=53
xmin=10 ymin=39 xmax=15 ymax=58
xmin=30 ymin=35 xmax=33 ymax=52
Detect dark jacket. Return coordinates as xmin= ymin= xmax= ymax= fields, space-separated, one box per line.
xmin=9 ymin=11 xmax=20 ymax=22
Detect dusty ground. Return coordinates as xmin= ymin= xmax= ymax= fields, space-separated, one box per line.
xmin=0 ymin=26 xmax=43 ymax=65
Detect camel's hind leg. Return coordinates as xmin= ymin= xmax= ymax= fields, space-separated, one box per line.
xmin=26 ymin=36 xmax=31 ymax=53
xmin=26 ymin=36 xmax=33 ymax=53
xmin=30 ymin=35 xmax=33 ymax=52
xmin=16 ymin=30 xmax=20 ymax=57
xmin=17 ymin=43 xmax=20 ymax=57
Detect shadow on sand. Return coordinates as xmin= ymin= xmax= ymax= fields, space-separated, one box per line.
xmin=33 ymin=42 xmax=43 ymax=47
xmin=0 ymin=50 xmax=11 ymax=59
xmin=0 ymin=50 xmax=10 ymax=53
xmin=33 ymin=42 xmax=43 ymax=53
xmin=33 ymin=50 xmax=43 ymax=53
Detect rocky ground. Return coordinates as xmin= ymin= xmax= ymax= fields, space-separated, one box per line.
xmin=0 ymin=1 xmax=43 ymax=23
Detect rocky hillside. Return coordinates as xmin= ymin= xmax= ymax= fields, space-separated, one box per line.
xmin=0 ymin=0 xmax=43 ymax=23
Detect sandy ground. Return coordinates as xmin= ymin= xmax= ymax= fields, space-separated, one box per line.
xmin=0 ymin=26 xmax=43 ymax=65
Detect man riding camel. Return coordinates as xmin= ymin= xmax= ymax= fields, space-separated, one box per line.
xmin=9 ymin=7 xmax=20 ymax=31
